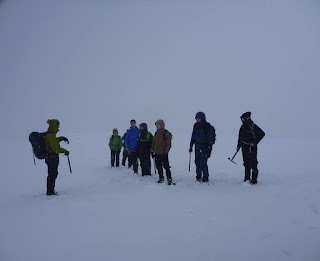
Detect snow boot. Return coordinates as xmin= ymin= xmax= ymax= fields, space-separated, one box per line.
xmin=202 ymin=177 xmax=209 ymax=183
xmin=196 ymin=176 xmax=202 ymax=182
xmin=251 ymin=169 xmax=258 ymax=184
xmin=157 ymin=178 xmax=164 ymax=183
xmin=244 ymin=168 xmax=251 ymax=182
xmin=46 ymin=191 xmax=58 ymax=196
xmin=167 ymin=179 xmax=173 ymax=185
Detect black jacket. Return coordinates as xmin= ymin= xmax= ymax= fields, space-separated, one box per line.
xmin=237 ymin=120 xmax=265 ymax=148
xmin=190 ymin=122 xmax=214 ymax=149
xmin=137 ymin=130 xmax=153 ymax=157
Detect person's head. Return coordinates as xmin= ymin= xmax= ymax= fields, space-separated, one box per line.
xmin=130 ymin=119 xmax=136 ymax=128
xmin=195 ymin=112 xmax=206 ymax=123
xmin=113 ymin=128 xmax=118 ymax=135
xmin=139 ymin=123 xmax=148 ymax=132
xmin=155 ymin=119 xmax=165 ymax=130
xmin=240 ymin=112 xmax=252 ymax=124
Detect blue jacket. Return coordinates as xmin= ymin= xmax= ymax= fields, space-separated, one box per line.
xmin=125 ymin=126 xmax=140 ymax=151
xmin=190 ymin=121 xmax=214 ymax=150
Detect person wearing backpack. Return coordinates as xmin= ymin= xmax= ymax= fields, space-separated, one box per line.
xmin=109 ymin=129 xmax=122 ymax=168
xmin=44 ymin=119 xmax=69 ymax=195
xmin=125 ymin=119 xmax=140 ymax=174
xmin=136 ymin=123 xmax=153 ymax=176
xmin=152 ymin=119 xmax=174 ymax=185
xmin=236 ymin=112 xmax=265 ymax=184
xmin=189 ymin=112 xmax=215 ymax=183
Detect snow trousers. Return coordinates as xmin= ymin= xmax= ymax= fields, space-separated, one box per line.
xmin=45 ymin=157 xmax=59 ymax=194
xmin=111 ymin=150 xmax=120 ymax=167
xmin=242 ymin=145 xmax=259 ymax=182
xmin=195 ymin=145 xmax=209 ymax=179
xmin=139 ymin=153 xmax=151 ymax=176
xmin=129 ymin=151 xmax=138 ymax=173
xmin=122 ymin=149 xmax=128 ymax=166
xmin=155 ymin=154 xmax=172 ymax=180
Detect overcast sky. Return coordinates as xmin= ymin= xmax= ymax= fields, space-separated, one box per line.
xmin=0 ymin=0 xmax=319 ymax=139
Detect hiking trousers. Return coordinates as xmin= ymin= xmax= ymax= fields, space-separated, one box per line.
xmin=45 ymin=157 xmax=59 ymax=194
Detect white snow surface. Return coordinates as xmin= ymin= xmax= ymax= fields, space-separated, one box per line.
xmin=1 ymin=1 xmax=320 ymax=261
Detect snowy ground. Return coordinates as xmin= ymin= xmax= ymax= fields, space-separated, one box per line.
xmin=1 ymin=132 xmax=320 ymax=261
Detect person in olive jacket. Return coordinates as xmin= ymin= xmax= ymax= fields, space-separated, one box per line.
xmin=236 ymin=112 xmax=265 ymax=184
xmin=109 ymin=128 xmax=122 ymax=168
xmin=44 ymin=119 xmax=69 ymax=195
xmin=152 ymin=119 xmax=173 ymax=185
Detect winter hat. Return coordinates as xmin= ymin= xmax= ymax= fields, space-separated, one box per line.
xmin=240 ymin=112 xmax=251 ymax=122
xmin=139 ymin=123 xmax=148 ymax=131
xmin=195 ymin=112 xmax=206 ymax=121
xmin=47 ymin=119 xmax=60 ymax=133
xmin=113 ymin=128 xmax=118 ymax=134
xmin=155 ymin=119 xmax=165 ymax=129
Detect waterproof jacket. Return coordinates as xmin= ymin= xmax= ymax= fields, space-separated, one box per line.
xmin=125 ymin=126 xmax=140 ymax=151
xmin=45 ymin=119 xmax=68 ymax=158
xmin=237 ymin=120 xmax=265 ymax=148
xmin=109 ymin=129 xmax=122 ymax=151
xmin=152 ymin=128 xmax=172 ymax=155
xmin=137 ymin=130 xmax=153 ymax=157
xmin=190 ymin=121 xmax=214 ymax=150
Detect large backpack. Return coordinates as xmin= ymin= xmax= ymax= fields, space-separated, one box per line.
xmin=29 ymin=132 xmax=47 ymax=159
xmin=205 ymin=123 xmax=216 ymax=145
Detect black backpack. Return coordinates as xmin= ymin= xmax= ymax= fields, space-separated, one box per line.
xmin=29 ymin=132 xmax=47 ymax=159
xmin=205 ymin=123 xmax=216 ymax=145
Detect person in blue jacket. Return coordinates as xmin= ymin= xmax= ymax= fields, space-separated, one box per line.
xmin=189 ymin=112 xmax=215 ymax=183
xmin=125 ymin=119 xmax=140 ymax=174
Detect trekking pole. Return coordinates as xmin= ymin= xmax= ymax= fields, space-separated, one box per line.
xmin=32 ymin=151 xmax=36 ymax=166
xmin=67 ymin=155 xmax=72 ymax=174
xmin=188 ymin=152 xmax=191 ymax=171
xmin=228 ymin=151 xmax=238 ymax=164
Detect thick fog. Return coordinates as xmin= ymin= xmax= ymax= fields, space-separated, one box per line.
xmin=0 ymin=0 xmax=319 ymax=139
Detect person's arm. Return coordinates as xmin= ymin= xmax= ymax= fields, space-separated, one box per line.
xmin=57 ymin=136 xmax=69 ymax=143
xmin=125 ymin=130 xmax=130 ymax=150
xmin=164 ymin=131 xmax=172 ymax=154
xmin=48 ymin=135 xmax=68 ymax=154
xmin=237 ymin=126 xmax=243 ymax=150
xmin=207 ymin=124 xmax=214 ymax=150
xmin=190 ymin=125 xmax=195 ymax=149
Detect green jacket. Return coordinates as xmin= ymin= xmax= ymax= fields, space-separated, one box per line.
xmin=45 ymin=119 xmax=68 ymax=158
xmin=109 ymin=129 xmax=122 ymax=151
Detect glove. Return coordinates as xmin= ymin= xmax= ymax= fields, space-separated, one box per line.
xmin=64 ymin=138 xmax=69 ymax=144
xmin=206 ymin=149 xmax=212 ymax=158
xmin=189 ymin=146 xmax=193 ymax=153
xmin=65 ymin=151 xmax=70 ymax=156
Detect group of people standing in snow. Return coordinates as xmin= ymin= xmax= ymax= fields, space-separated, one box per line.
xmin=35 ymin=111 xmax=265 ymax=195
xmin=109 ymin=119 xmax=173 ymax=185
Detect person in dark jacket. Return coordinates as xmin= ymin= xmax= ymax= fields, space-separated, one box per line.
xmin=236 ymin=112 xmax=265 ymax=184
xmin=152 ymin=119 xmax=173 ymax=185
xmin=44 ymin=119 xmax=69 ymax=195
xmin=121 ymin=132 xmax=130 ymax=167
xmin=137 ymin=123 xmax=153 ymax=176
xmin=125 ymin=119 xmax=140 ymax=174
xmin=109 ymin=128 xmax=122 ymax=167
xmin=189 ymin=112 xmax=215 ymax=183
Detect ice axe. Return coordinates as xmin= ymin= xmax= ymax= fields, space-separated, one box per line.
xmin=228 ymin=151 xmax=238 ymax=164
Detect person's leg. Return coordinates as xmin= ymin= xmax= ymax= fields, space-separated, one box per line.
xmin=111 ymin=150 xmax=115 ymax=167
xmin=132 ymin=151 xmax=138 ymax=173
xmin=145 ymin=154 xmax=151 ymax=176
xmin=244 ymin=168 xmax=251 ymax=181
xmin=122 ymin=150 xmax=127 ymax=166
xmin=155 ymin=155 xmax=164 ymax=182
xmin=195 ymin=147 xmax=202 ymax=181
xmin=162 ymin=154 xmax=172 ymax=181
xmin=116 ymin=151 xmax=120 ymax=167
xmin=140 ymin=154 xmax=146 ymax=176
xmin=45 ymin=157 xmax=59 ymax=195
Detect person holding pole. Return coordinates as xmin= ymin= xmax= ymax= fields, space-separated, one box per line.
xmin=44 ymin=119 xmax=69 ymax=195
xmin=189 ymin=112 xmax=215 ymax=183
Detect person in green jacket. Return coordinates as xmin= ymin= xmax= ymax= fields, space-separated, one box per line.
xmin=44 ymin=119 xmax=69 ymax=195
xmin=109 ymin=129 xmax=122 ymax=167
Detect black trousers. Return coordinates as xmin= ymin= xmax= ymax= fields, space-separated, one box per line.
xmin=45 ymin=157 xmax=59 ymax=193
xmin=111 ymin=150 xmax=120 ymax=167
xmin=155 ymin=154 xmax=172 ymax=180
xmin=129 ymin=151 xmax=138 ymax=173
xmin=139 ymin=153 xmax=151 ymax=176
xmin=242 ymin=145 xmax=259 ymax=181
xmin=122 ymin=150 xmax=128 ymax=166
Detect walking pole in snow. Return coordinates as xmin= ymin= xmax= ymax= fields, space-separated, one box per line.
xmin=188 ymin=152 xmax=191 ymax=172
xmin=67 ymin=155 xmax=72 ymax=174
xmin=32 ymin=151 xmax=36 ymax=166
xmin=228 ymin=151 xmax=238 ymax=164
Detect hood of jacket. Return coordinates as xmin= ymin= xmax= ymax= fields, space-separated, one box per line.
xmin=155 ymin=119 xmax=165 ymax=129
xmin=47 ymin=119 xmax=60 ymax=134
